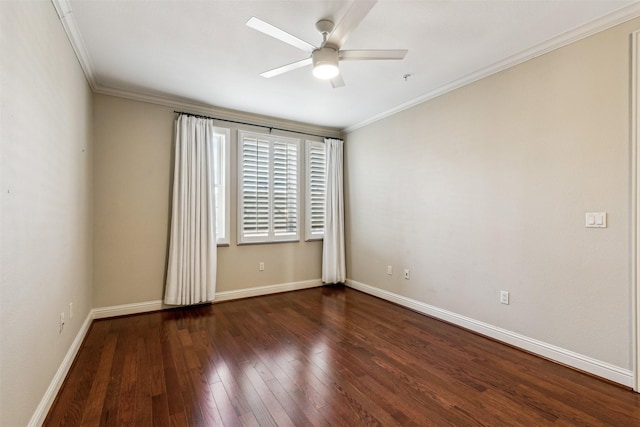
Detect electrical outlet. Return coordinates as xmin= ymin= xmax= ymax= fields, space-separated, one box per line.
xmin=404 ymin=269 xmax=410 ymax=280
xmin=387 ymin=265 xmax=393 ymax=275
xmin=259 ymin=262 xmax=265 ymax=271
xmin=69 ymin=302 xmax=73 ymax=319
xmin=500 ymin=291 xmax=510 ymax=305
xmin=59 ymin=312 xmax=65 ymax=333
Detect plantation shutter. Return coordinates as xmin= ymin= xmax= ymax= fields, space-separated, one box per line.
xmin=306 ymin=141 xmax=326 ymax=239
xmin=273 ymin=140 xmax=298 ymax=238
xmin=238 ymin=131 xmax=300 ymax=243
xmin=240 ymin=134 xmax=270 ymax=241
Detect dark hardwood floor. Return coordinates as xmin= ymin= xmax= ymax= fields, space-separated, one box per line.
xmin=45 ymin=286 xmax=640 ymax=426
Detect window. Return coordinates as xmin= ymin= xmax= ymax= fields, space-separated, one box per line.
xmin=213 ymin=127 xmax=230 ymax=245
xmin=305 ymin=141 xmax=326 ymax=240
xmin=238 ymin=131 xmax=300 ymax=244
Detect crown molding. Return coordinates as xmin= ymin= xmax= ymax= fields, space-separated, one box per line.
xmin=51 ymin=0 xmax=97 ymax=91
xmin=94 ymin=86 xmax=342 ymax=138
xmin=344 ymin=1 xmax=640 ymax=134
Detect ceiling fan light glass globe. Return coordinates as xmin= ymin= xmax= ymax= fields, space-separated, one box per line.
xmin=313 ymin=63 xmax=339 ymax=79
xmin=312 ymin=47 xmax=339 ymax=80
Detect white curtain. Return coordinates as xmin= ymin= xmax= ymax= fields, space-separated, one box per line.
xmin=164 ymin=115 xmax=218 ymax=305
xmin=322 ymin=138 xmax=346 ymax=284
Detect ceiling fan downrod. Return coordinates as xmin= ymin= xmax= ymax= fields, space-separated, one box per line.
xmin=316 ymin=19 xmax=335 ymax=45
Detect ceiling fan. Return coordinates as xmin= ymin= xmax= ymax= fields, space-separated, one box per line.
xmin=246 ymin=0 xmax=408 ymax=88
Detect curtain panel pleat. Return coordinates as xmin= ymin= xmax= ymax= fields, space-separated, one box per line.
xmin=322 ymin=138 xmax=346 ymax=284
xmin=165 ymin=115 xmax=217 ymax=305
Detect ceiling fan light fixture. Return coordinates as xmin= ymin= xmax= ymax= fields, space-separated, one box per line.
xmin=312 ymin=47 xmax=339 ymax=80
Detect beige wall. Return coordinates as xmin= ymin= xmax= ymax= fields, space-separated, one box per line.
xmin=0 ymin=1 xmax=94 ymax=425
xmin=345 ymin=19 xmax=639 ymax=370
xmin=93 ymin=94 xmax=327 ymax=308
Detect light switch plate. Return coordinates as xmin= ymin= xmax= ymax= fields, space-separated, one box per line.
xmin=500 ymin=291 xmax=510 ymax=305
xmin=585 ymin=212 xmax=607 ymax=228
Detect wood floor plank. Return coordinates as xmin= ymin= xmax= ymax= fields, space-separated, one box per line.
xmin=45 ymin=286 xmax=640 ymax=426
xmin=189 ymin=365 xmax=224 ymax=426
xmin=150 ymin=392 xmax=171 ymax=425
xmin=115 ymin=321 xmax=138 ymax=426
xmin=211 ymin=380 xmax=243 ymax=427
xmin=263 ymin=375 xmax=330 ymax=427
xmin=133 ymin=336 xmax=153 ymax=427
xmin=252 ymin=350 xmax=334 ymax=427
xmin=243 ymin=364 xmax=296 ymax=427
xmin=78 ymin=332 xmax=118 ymax=426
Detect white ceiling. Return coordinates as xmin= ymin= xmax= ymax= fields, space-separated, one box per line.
xmin=61 ymin=0 xmax=639 ymax=130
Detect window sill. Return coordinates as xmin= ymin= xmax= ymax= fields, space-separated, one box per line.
xmin=237 ymin=239 xmax=301 ymax=246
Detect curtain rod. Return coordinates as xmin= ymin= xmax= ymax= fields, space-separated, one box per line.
xmin=174 ymin=111 xmax=337 ymax=140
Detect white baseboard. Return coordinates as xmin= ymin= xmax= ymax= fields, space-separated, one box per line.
xmin=346 ymin=279 xmax=634 ymax=388
xmin=91 ymin=279 xmax=324 ymax=319
xmin=28 ymin=310 xmax=93 ymax=427
xmin=214 ymin=279 xmax=323 ymax=302
xmin=92 ymin=299 xmax=164 ymax=319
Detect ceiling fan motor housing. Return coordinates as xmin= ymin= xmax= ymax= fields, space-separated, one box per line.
xmin=312 ymin=47 xmax=339 ymax=79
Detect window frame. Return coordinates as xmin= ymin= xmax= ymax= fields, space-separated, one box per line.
xmin=305 ymin=140 xmax=326 ymax=241
xmin=237 ymin=130 xmax=301 ymax=245
xmin=213 ymin=126 xmax=231 ymax=246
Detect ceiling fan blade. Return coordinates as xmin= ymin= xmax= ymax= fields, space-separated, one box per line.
xmin=260 ymin=57 xmax=313 ymax=78
xmin=247 ymin=17 xmax=316 ymax=53
xmin=331 ymin=74 xmax=345 ymax=88
xmin=325 ymin=0 xmax=377 ymax=48
xmin=339 ymin=49 xmax=408 ymax=61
